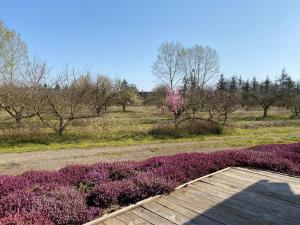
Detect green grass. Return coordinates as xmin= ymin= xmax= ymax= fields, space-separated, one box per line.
xmin=0 ymin=106 xmax=299 ymax=153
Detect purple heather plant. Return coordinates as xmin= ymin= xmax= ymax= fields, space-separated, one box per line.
xmin=0 ymin=211 xmax=54 ymax=225
xmin=86 ymin=181 xmax=122 ymax=208
xmin=0 ymin=142 xmax=300 ymax=225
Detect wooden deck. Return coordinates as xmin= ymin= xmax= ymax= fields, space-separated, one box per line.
xmin=86 ymin=167 xmax=300 ymax=225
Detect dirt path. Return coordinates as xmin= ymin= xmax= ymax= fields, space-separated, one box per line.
xmin=0 ymin=141 xmax=236 ymax=175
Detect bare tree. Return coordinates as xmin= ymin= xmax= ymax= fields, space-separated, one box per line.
xmin=290 ymin=94 xmax=300 ymax=118
xmin=250 ymin=78 xmax=279 ymax=118
xmin=182 ymin=75 xmax=202 ymax=118
xmin=182 ymin=45 xmax=220 ymax=90
xmin=35 ymin=69 xmax=96 ymax=135
xmin=0 ymin=59 xmax=46 ymax=124
xmin=180 ymin=45 xmax=220 ymax=118
xmin=152 ymin=41 xmax=185 ymax=88
xmin=89 ymin=75 xmax=120 ymax=116
xmin=144 ymin=84 xmax=168 ymax=106
xmin=204 ymin=89 xmax=238 ymax=125
xmin=117 ymin=79 xmax=142 ymax=111
xmin=0 ymin=20 xmax=28 ymax=82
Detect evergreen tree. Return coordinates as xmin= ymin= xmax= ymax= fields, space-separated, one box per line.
xmin=240 ymin=79 xmax=251 ymax=108
xmin=238 ymin=75 xmax=243 ymax=91
xmin=296 ymin=82 xmax=300 ymax=94
xmin=251 ymin=77 xmax=258 ymax=91
xmin=278 ymin=68 xmax=294 ymax=91
xmin=54 ymin=83 xmax=60 ymax=90
xmin=217 ymin=74 xmax=227 ymax=91
xmin=229 ymin=76 xmax=238 ymax=92
xmin=278 ymin=69 xmax=295 ymax=108
xmin=262 ymin=77 xmax=271 ymax=91
xmin=242 ymin=79 xmax=250 ymax=92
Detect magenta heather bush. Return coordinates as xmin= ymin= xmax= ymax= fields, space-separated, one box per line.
xmin=0 ymin=189 xmax=38 ymax=217
xmin=0 ymin=212 xmax=54 ymax=225
xmin=58 ymin=165 xmax=90 ymax=186
xmin=34 ymin=186 xmax=100 ymax=225
xmin=107 ymin=162 xmax=137 ymax=181
xmin=1 ymin=142 xmax=300 ymax=225
xmin=83 ymin=169 xmax=109 ymax=186
xmin=87 ymin=181 xmax=122 ymax=207
xmin=117 ymin=179 xmax=143 ymax=205
xmin=0 ymin=186 xmax=101 ymax=225
xmin=133 ymin=173 xmax=176 ymax=197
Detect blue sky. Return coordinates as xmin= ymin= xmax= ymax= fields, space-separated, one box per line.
xmin=1 ymin=0 xmax=300 ymax=90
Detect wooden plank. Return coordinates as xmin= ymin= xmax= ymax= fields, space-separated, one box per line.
xmin=177 ymin=184 xmax=296 ymax=225
xmin=154 ymin=198 xmax=199 ymax=218
xmin=192 ymin=180 xmax=300 ymax=212
xmin=142 ymin=201 xmax=198 ymax=225
xmin=190 ymin=181 xmax=300 ymax=225
xmin=84 ymin=196 xmax=160 ymax=225
xmin=103 ymin=217 xmax=127 ymax=225
xmin=233 ymin=167 xmax=300 ymax=185
xmin=175 ymin=167 xmax=232 ymax=189
xmin=86 ymin=167 xmax=300 ymax=225
xmin=162 ymin=194 xmax=260 ymax=225
xmin=84 ymin=169 xmax=234 ymax=225
xmin=131 ymin=207 xmax=176 ymax=225
xmin=220 ymin=169 xmax=300 ymax=191
xmin=169 ymin=187 xmax=266 ymax=225
xmin=154 ymin=197 xmax=220 ymax=225
xmin=116 ymin=212 xmax=152 ymax=225
xmin=208 ymin=171 xmax=300 ymax=206
xmin=212 ymin=170 xmax=300 ymax=194
xmin=230 ymin=168 xmax=300 ymax=186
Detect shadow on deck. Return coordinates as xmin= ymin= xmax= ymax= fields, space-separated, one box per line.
xmin=86 ymin=167 xmax=300 ymax=225
xmin=184 ymin=179 xmax=300 ymax=225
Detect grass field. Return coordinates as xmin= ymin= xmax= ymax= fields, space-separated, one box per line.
xmin=0 ymin=106 xmax=299 ymax=154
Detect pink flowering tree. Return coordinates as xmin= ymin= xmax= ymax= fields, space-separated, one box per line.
xmin=162 ymin=87 xmax=184 ymax=130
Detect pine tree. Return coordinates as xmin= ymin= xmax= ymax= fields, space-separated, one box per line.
xmin=238 ymin=75 xmax=243 ymax=91
xmin=278 ymin=69 xmax=295 ymax=108
xmin=251 ymin=77 xmax=258 ymax=91
xmin=217 ymin=74 xmax=227 ymax=91
xmin=242 ymin=79 xmax=250 ymax=92
xmin=263 ymin=77 xmax=271 ymax=91
xmin=229 ymin=76 xmax=238 ymax=92
xmin=240 ymin=79 xmax=251 ymax=109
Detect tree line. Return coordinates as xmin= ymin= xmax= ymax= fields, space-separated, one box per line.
xmin=0 ymin=21 xmax=143 ymax=135
xmin=216 ymin=70 xmax=300 ymax=118
xmin=151 ymin=41 xmax=299 ymax=130
xmin=1 ymin=21 xmax=299 ymax=135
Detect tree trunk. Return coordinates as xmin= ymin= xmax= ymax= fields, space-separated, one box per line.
xmin=222 ymin=112 xmax=228 ymax=125
xmin=58 ymin=117 xmax=64 ymax=135
xmin=174 ymin=116 xmax=179 ymax=130
xmin=96 ymin=107 xmax=101 ymax=116
xmin=294 ymin=108 xmax=299 ymax=117
xmin=192 ymin=109 xmax=196 ymax=119
xmin=263 ymin=106 xmax=268 ymax=118
xmin=15 ymin=116 xmax=21 ymax=125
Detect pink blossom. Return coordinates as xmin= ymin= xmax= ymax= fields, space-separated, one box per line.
xmin=164 ymin=87 xmax=184 ymax=116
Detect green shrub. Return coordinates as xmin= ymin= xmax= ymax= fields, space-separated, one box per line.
xmin=149 ymin=119 xmax=223 ymax=137
xmin=148 ymin=121 xmax=182 ymax=138
xmin=182 ymin=119 xmax=223 ymax=135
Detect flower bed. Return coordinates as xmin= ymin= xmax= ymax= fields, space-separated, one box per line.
xmin=1 ymin=143 xmax=300 ymax=225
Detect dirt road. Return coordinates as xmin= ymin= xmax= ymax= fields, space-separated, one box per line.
xmin=0 ymin=140 xmax=234 ymax=175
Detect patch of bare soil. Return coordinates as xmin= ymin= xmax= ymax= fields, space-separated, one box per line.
xmin=0 ymin=141 xmax=235 ymax=175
